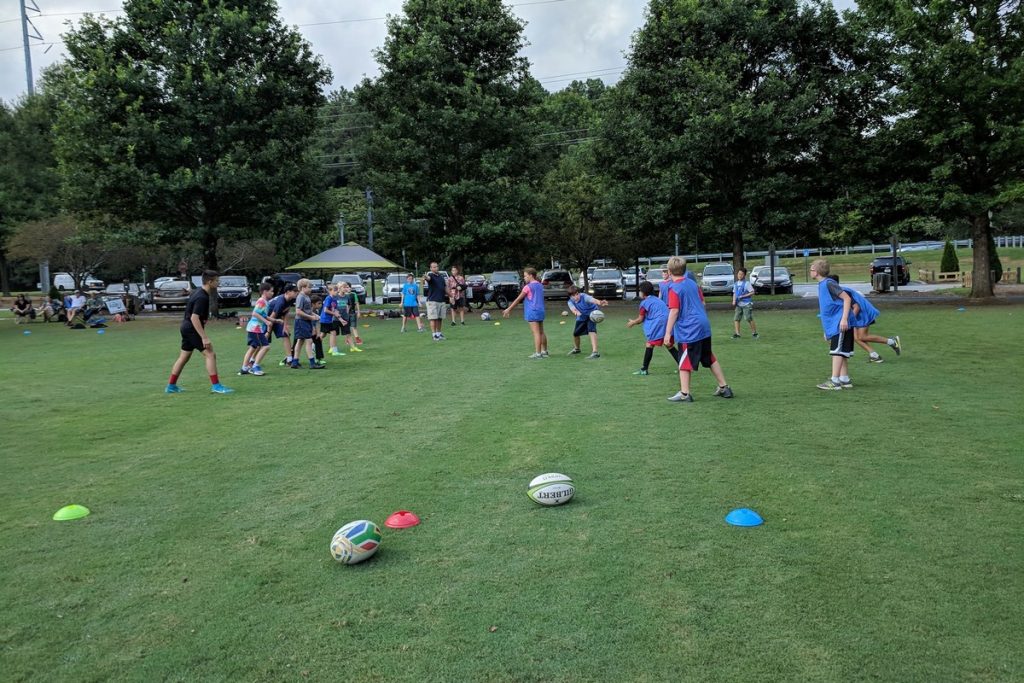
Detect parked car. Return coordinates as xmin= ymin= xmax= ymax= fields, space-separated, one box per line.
xmin=869 ymin=256 xmax=912 ymax=286
xmin=641 ymin=268 xmax=665 ymax=295
xmin=382 ymin=273 xmax=412 ymax=304
xmin=153 ymin=276 xmax=178 ymax=289
xmin=540 ymin=269 xmax=574 ymax=300
xmin=588 ymin=268 xmax=625 ymax=299
xmin=153 ymin=279 xmax=192 ymax=309
xmin=331 ymin=273 xmax=367 ymax=304
xmin=578 ymin=266 xmax=597 ymax=288
xmin=622 ymin=267 xmax=644 ymax=292
xmin=465 ymin=274 xmax=489 ymax=306
xmin=749 ymin=266 xmax=793 ymax=294
xmin=264 ymin=272 xmax=303 ymax=296
xmin=102 ymin=283 xmax=149 ymax=311
xmin=216 ymin=275 xmax=252 ymax=307
xmin=489 ymin=271 xmax=522 ymax=309
xmin=51 ymin=272 xmax=105 ymax=291
xmin=701 ymin=263 xmax=735 ymax=295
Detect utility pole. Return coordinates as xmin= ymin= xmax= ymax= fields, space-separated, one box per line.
xmin=365 ymin=187 xmax=375 ymax=250
xmin=20 ymin=1 xmax=43 ymax=96
xmin=337 ymin=213 xmax=345 ymax=244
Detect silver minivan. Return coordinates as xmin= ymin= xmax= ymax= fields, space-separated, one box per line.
xmin=700 ymin=263 xmax=735 ymax=295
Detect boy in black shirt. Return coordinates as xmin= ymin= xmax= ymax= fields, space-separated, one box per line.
xmin=166 ymin=270 xmax=234 ymax=394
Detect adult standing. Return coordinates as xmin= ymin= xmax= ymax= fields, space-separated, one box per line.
xmin=423 ymin=262 xmax=448 ymax=341
xmin=447 ymin=265 xmax=468 ymax=326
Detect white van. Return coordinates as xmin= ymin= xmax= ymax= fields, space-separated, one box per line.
xmin=49 ymin=272 xmax=105 ymax=291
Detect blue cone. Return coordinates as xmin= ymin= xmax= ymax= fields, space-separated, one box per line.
xmin=957 ymin=307 xmax=966 ymax=312
xmin=24 ymin=330 xmax=31 ymax=335
xmin=97 ymin=329 xmax=106 ymax=335
xmin=726 ymin=508 xmax=764 ymax=527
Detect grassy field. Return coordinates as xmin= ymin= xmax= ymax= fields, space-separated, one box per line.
xmin=2 ymin=303 xmax=1023 ymax=682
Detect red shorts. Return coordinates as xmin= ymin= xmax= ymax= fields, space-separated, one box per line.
xmin=646 ymin=339 xmax=664 ymax=347
xmin=677 ymin=337 xmax=716 ymax=373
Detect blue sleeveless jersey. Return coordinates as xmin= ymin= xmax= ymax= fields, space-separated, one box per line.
xmin=524 ymin=281 xmax=545 ymax=321
xmin=639 ymin=296 xmax=668 ymax=342
xmin=818 ymin=279 xmax=848 ymax=336
xmin=843 ymin=287 xmax=879 ymax=328
xmin=666 ymin=277 xmax=711 ymax=343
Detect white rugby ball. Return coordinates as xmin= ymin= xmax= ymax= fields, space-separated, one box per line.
xmin=528 ymin=473 xmax=575 ymax=506
xmin=589 ymin=310 xmax=605 ymax=324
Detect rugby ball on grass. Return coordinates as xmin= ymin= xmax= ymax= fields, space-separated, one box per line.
xmin=589 ymin=310 xmax=605 ymax=324
xmin=330 ymin=520 xmax=382 ymax=564
xmin=528 ymin=473 xmax=575 ymax=506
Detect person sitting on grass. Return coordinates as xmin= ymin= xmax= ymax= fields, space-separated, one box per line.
xmin=11 ymin=294 xmax=35 ymax=323
xmin=626 ymin=280 xmax=678 ymax=375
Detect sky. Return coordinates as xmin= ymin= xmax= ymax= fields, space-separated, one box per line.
xmin=0 ymin=0 xmax=855 ymax=105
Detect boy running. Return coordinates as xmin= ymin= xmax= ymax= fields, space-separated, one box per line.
xmin=240 ymin=282 xmax=274 ymax=376
xmin=811 ymin=259 xmax=854 ymax=390
xmin=267 ymin=283 xmax=298 ymax=367
xmin=843 ymin=285 xmax=902 ymax=362
xmin=566 ymin=285 xmax=607 ymax=359
xmin=663 ymin=256 xmax=733 ymax=402
xmin=626 ymin=280 xmax=679 ymax=375
xmin=292 ymin=279 xmax=325 ymax=369
xmin=401 ymin=274 xmax=424 ymax=332
xmin=731 ymin=268 xmax=758 ymax=339
xmin=165 ymin=270 xmax=233 ymax=394
xmin=503 ymin=267 xmax=548 ymax=359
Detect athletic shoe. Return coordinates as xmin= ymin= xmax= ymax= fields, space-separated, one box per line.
xmin=211 ymin=384 xmax=235 ymax=394
xmin=438 ymin=334 xmax=447 ymax=340
xmin=891 ymin=336 xmax=902 ymax=356
xmin=461 ymin=322 xmax=466 ymax=326
xmin=667 ymin=391 xmax=694 ymax=403
xmin=400 ymin=329 xmax=406 ymax=333
xmin=632 ymin=369 xmax=649 ymax=376
xmin=567 ymin=348 xmax=581 ymax=355
xmin=278 ymin=359 xmax=287 ymax=366
xmin=165 ymin=384 xmax=184 ymax=393
xmin=310 ymin=362 xmax=326 ymax=370
xmin=289 ymin=360 xmax=301 ymax=369
xmin=817 ymin=381 xmax=843 ymax=391
xmin=868 ymin=355 xmax=884 ymax=364
xmin=355 ymin=337 xmax=363 ymax=344
xmin=752 ymin=333 xmax=759 ymax=340
xmin=839 ymin=380 xmax=854 ymax=389
xmin=540 ymin=351 xmax=549 ymax=358
xmin=528 ymin=353 xmax=544 ymax=359
xmin=451 ymin=321 xmax=456 ymax=327
xmin=587 ymin=352 xmax=600 ymax=359
xmin=329 ymin=349 xmax=345 ymax=356
xmin=350 ymin=347 xmax=363 ymax=353
xmin=417 ymin=328 xmax=425 ymax=333
xmin=238 ymin=367 xmax=250 ymax=376
xmin=251 ymin=366 xmax=265 ymax=376
xmin=731 ymin=333 xmax=741 ymax=339
xmin=714 ymin=385 xmax=734 ymax=398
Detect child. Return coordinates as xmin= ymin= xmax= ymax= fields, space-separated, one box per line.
xmin=240 ymin=282 xmax=274 ymax=376
xmin=626 ymin=280 xmax=679 ymax=375
xmin=566 ymin=285 xmax=607 ymax=359
xmin=311 ymin=295 xmax=327 ymax=363
xmin=267 ymin=283 xmax=298 ymax=367
xmin=731 ymin=268 xmax=758 ymax=339
xmin=292 ymin=279 xmax=325 ymax=369
xmin=165 ymin=270 xmax=233 ymax=394
xmin=321 ymin=285 xmax=344 ymax=357
xmin=503 ymin=267 xmax=548 ymax=359
xmin=811 ymin=259 xmax=854 ymax=390
xmin=663 ymin=256 xmax=733 ymax=402
xmin=339 ymin=283 xmax=363 ymax=352
xmin=401 ymin=273 xmax=424 ymax=332
xmin=844 ymin=285 xmax=901 ymax=362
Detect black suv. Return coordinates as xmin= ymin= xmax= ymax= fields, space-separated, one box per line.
xmin=869 ymin=257 xmax=911 ymax=286
xmin=489 ymin=271 xmax=522 ymax=309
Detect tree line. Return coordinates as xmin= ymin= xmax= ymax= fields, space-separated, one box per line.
xmin=0 ymin=0 xmax=1020 ymax=297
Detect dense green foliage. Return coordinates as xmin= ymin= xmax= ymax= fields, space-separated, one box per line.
xmin=940 ymin=239 xmax=960 ymax=273
xmin=47 ymin=0 xmax=333 ymax=271
xmin=2 ymin=306 xmax=1023 ymax=680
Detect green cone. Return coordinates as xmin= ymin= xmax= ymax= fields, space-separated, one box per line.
xmin=53 ymin=505 xmax=90 ymax=521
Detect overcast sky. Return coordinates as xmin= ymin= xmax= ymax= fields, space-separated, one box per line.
xmin=1 ymin=0 xmax=855 ymax=105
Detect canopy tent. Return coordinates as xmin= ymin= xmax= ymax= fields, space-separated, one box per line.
xmin=287 ymin=242 xmax=401 ymax=271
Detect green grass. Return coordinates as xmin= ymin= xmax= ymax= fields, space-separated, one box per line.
xmin=2 ymin=304 xmax=1023 ymax=682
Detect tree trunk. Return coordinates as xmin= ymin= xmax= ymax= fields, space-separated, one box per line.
xmin=0 ymin=252 xmax=10 ymax=296
xmin=969 ymin=212 xmax=993 ymax=298
xmin=731 ymin=228 xmax=745 ymax=271
xmin=201 ymin=230 xmax=220 ymax=316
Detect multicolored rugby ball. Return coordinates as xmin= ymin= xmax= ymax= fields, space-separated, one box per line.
xmin=589 ymin=310 xmax=605 ymax=324
xmin=330 ymin=520 xmax=382 ymax=565
xmin=528 ymin=473 xmax=575 ymax=506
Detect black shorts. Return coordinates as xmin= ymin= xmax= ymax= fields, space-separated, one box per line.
xmin=180 ymin=329 xmax=205 ymax=352
xmin=829 ymin=330 xmax=854 ymax=357
xmin=677 ymin=336 xmax=716 ymax=373
xmin=403 ymin=306 xmax=419 ymax=318
xmin=321 ymin=321 xmax=338 ymax=334
xmin=573 ymin=318 xmax=597 ymax=337
xmin=270 ymin=320 xmax=289 ymax=338
xmin=339 ymin=322 xmax=351 ymax=336
xmin=451 ymin=296 xmax=467 ymax=310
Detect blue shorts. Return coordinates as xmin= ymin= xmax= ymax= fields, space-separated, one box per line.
xmin=294 ymin=320 xmax=314 ymax=340
xmin=525 ymin=315 xmax=545 ymax=323
xmin=270 ymin=320 xmax=289 ymax=338
xmin=246 ymin=331 xmax=270 ymax=348
xmin=573 ymin=318 xmax=597 ymax=336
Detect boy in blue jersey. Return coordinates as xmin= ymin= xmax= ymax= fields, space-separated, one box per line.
xmin=321 ymin=284 xmax=345 ymax=357
xmin=267 ymin=283 xmax=298 ymax=367
xmin=566 ymin=285 xmax=607 ymax=358
xmin=240 ymin=282 xmax=274 ymax=376
xmin=626 ymin=280 xmax=679 ymax=375
xmin=503 ymin=267 xmax=548 ymax=358
xmin=842 ymin=283 xmax=902 ymax=362
xmin=400 ymin=274 xmax=424 ymax=332
xmin=662 ymin=256 xmax=733 ymax=402
xmin=731 ymin=268 xmax=758 ymax=339
xmin=812 ymin=260 xmax=854 ymax=390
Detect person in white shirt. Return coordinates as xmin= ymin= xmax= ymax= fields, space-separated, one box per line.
xmin=66 ymin=290 xmax=87 ymax=327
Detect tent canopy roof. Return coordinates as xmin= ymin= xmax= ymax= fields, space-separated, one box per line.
xmin=288 ymin=242 xmax=402 ymax=271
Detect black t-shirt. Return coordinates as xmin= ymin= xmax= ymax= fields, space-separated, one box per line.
xmin=425 ymin=272 xmax=446 ymax=303
xmin=181 ymin=288 xmax=210 ymax=333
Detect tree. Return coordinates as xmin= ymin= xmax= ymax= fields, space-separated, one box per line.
xmin=0 ymin=93 xmax=61 ymax=294
xmin=47 ymin=0 xmax=333 ymax=272
xmin=602 ymin=0 xmax=881 ymax=267
xmin=356 ymin=0 xmax=542 ymax=268
xmin=7 ymin=216 xmax=115 ymax=289
xmin=940 ymin=239 xmax=960 ymax=273
xmin=858 ymin=0 xmax=1024 ymax=297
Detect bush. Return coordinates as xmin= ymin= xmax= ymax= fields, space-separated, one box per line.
xmin=988 ymin=234 xmax=1003 ymax=283
xmin=940 ymin=240 xmax=959 ymax=272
